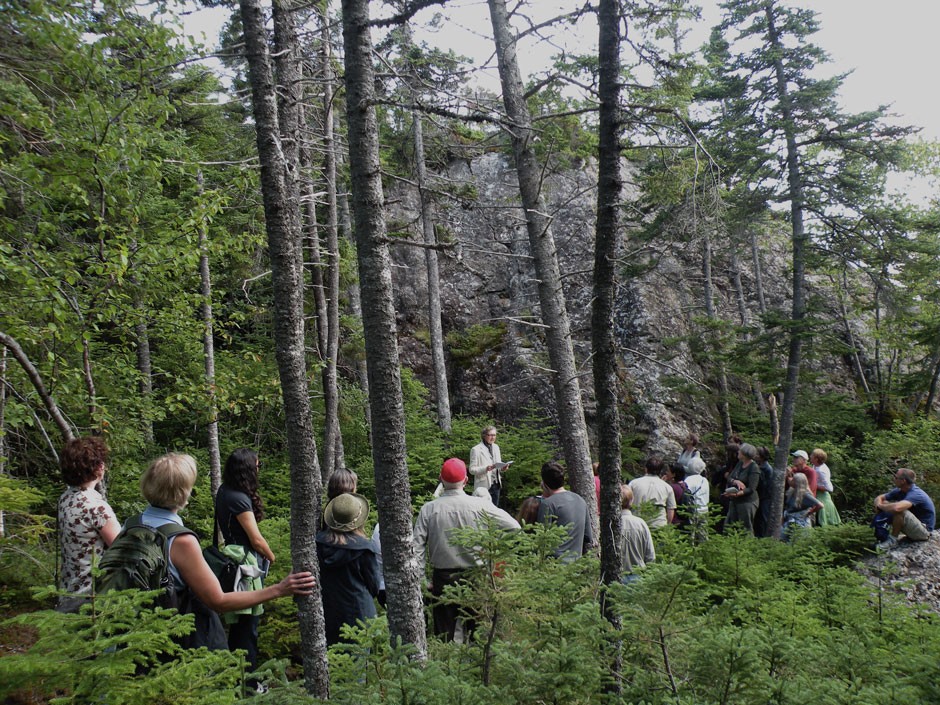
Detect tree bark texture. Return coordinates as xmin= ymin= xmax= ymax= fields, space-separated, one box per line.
xmin=593 ymin=0 xmax=624 ymax=688
xmin=319 ymin=8 xmax=345 ymax=475
xmin=486 ymin=0 xmax=594 ymax=526
xmin=239 ymin=0 xmax=330 ymax=694
xmin=131 ymin=291 xmax=155 ymax=445
xmin=411 ymin=95 xmax=452 ymax=433
xmin=593 ymin=0 xmax=624 ymax=586
xmin=702 ymin=230 xmax=733 ymax=442
xmin=0 ymin=332 xmax=74 ymax=443
xmin=197 ymin=172 xmax=222 ymax=496
xmin=341 ymin=0 xmax=428 ymax=657
xmin=766 ymin=2 xmax=806 ymax=540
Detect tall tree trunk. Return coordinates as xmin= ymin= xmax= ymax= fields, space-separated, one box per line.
xmin=301 ymin=108 xmax=328 ymax=358
xmin=485 ymin=0 xmax=594 ymax=526
xmin=767 ymin=2 xmax=807 ymax=540
xmin=341 ymin=0 xmax=427 ymax=657
xmin=730 ymin=249 xmax=766 ymax=414
xmin=702 ymin=229 xmax=733 ymax=442
xmin=410 ymin=89 xmax=452 ymax=433
xmin=130 ymin=283 xmax=154 ymax=444
xmin=239 ymin=0 xmax=329 ymax=694
xmin=319 ymin=7 xmax=345 ymax=474
xmin=339 ymin=122 xmax=371 ymax=443
xmin=923 ymin=348 xmax=940 ymax=415
xmin=594 ymin=0 xmax=623 ymax=685
xmin=749 ymin=229 xmax=767 ymax=316
xmin=129 ymin=239 xmax=154 ymax=445
xmin=834 ymin=270 xmax=872 ymax=403
xmin=197 ymin=172 xmax=222 ymax=496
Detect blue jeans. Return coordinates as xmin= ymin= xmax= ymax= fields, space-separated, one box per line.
xmin=489 ymin=483 xmax=501 ymax=507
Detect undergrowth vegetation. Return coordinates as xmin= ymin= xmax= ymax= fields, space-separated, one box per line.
xmin=5 ymin=521 xmax=937 ymax=704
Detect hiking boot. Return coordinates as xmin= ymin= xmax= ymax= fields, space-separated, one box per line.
xmin=877 ymin=535 xmax=899 ymax=551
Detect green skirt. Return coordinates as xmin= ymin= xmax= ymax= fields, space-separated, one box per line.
xmin=816 ymin=490 xmax=841 ymax=526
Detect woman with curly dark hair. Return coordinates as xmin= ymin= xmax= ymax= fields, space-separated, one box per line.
xmin=57 ymin=436 xmax=121 ymax=610
xmin=216 ymin=448 xmax=275 ymax=677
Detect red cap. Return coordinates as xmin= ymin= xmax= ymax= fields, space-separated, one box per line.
xmin=440 ymin=458 xmax=467 ymax=484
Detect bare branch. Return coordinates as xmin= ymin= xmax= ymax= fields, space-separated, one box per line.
xmin=370 ymin=0 xmax=449 ymax=28
xmin=0 ymin=332 xmax=75 ymax=443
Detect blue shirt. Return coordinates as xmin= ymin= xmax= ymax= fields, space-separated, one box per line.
xmin=885 ymin=484 xmax=936 ymax=531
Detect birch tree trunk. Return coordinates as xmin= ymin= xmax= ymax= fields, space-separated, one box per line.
xmin=341 ymin=0 xmax=427 ymax=657
xmin=239 ymin=0 xmax=329 ymax=693
xmin=131 ymin=276 xmax=154 ymax=445
xmin=485 ymin=0 xmax=594 ymax=526
xmin=197 ymin=172 xmax=222 ymax=496
xmin=0 ymin=332 xmax=74 ymax=443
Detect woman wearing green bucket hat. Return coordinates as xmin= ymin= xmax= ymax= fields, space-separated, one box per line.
xmin=316 ymin=492 xmax=381 ymax=645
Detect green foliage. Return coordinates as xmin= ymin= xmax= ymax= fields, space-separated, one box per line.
xmin=525 ymin=86 xmax=598 ymax=170
xmin=235 ymin=523 xmax=940 ymax=705
xmin=253 ymin=517 xmax=305 ymax=665
xmin=837 ymin=417 xmax=940 ymax=520
xmin=0 ymin=478 xmax=54 ymax=605
xmin=445 ymin=323 xmax=507 ymax=366
xmin=0 ymin=589 xmax=243 ymax=704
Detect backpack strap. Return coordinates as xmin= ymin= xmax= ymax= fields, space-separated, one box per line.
xmin=156 ymin=523 xmax=197 ymax=540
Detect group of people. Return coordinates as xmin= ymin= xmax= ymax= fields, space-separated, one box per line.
xmin=674 ymin=434 xmax=845 ymax=539
xmin=57 ymin=437 xmax=315 ymax=685
xmin=56 ymin=424 xmax=937 ymax=665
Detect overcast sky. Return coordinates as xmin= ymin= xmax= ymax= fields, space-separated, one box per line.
xmin=183 ymin=1 xmax=940 ymax=142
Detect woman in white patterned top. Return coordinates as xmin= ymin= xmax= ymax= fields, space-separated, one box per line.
xmin=811 ymin=448 xmax=841 ymax=526
xmin=57 ymin=437 xmax=120 ymax=608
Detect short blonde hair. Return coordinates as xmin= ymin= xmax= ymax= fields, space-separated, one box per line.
xmin=811 ymin=448 xmax=827 ymax=464
xmin=141 ymin=453 xmax=197 ymax=510
xmin=620 ymin=484 xmax=634 ymax=509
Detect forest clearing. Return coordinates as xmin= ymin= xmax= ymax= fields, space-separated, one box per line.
xmin=3 ymin=0 xmax=940 ymax=701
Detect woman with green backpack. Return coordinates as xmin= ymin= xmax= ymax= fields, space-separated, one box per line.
xmin=135 ymin=453 xmax=315 ymax=646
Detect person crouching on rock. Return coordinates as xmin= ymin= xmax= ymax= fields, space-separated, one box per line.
xmin=872 ymin=468 xmax=936 ymax=550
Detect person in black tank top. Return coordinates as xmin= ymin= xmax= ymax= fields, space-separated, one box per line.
xmin=216 ymin=449 xmax=276 ymax=680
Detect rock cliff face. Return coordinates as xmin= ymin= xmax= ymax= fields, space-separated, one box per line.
xmin=385 ymin=153 xmax=854 ymax=461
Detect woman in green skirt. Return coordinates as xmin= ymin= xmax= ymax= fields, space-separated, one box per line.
xmin=811 ymin=448 xmax=841 ymax=526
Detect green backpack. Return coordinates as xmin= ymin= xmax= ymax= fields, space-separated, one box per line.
xmin=95 ymin=514 xmax=195 ymax=608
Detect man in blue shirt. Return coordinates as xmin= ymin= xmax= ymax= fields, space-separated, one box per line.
xmin=873 ymin=467 xmax=936 ymax=549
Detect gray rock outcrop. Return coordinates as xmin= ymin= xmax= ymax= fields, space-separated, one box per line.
xmin=860 ymin=532 xmax=940 ymax=615
xmin=385 ymin=153 xmax=855 ymax=465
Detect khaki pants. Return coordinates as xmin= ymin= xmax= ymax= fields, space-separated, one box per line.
xmin=900 ymin=510 xmax=930 ymax=541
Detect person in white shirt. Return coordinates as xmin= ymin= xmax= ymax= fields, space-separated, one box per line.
xmin=684 ymin=456 xmax=710 ymax=541
xmin=469 ymin=426 xmax=507 ymax=506
xmin=619 ymin=485 xmax=655 ymax=580
xmin=628 ymin=456 xmax=677 ymax=529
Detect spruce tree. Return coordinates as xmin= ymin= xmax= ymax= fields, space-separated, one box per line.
xmin=702 ymin=0 xmax=914 ymax=533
